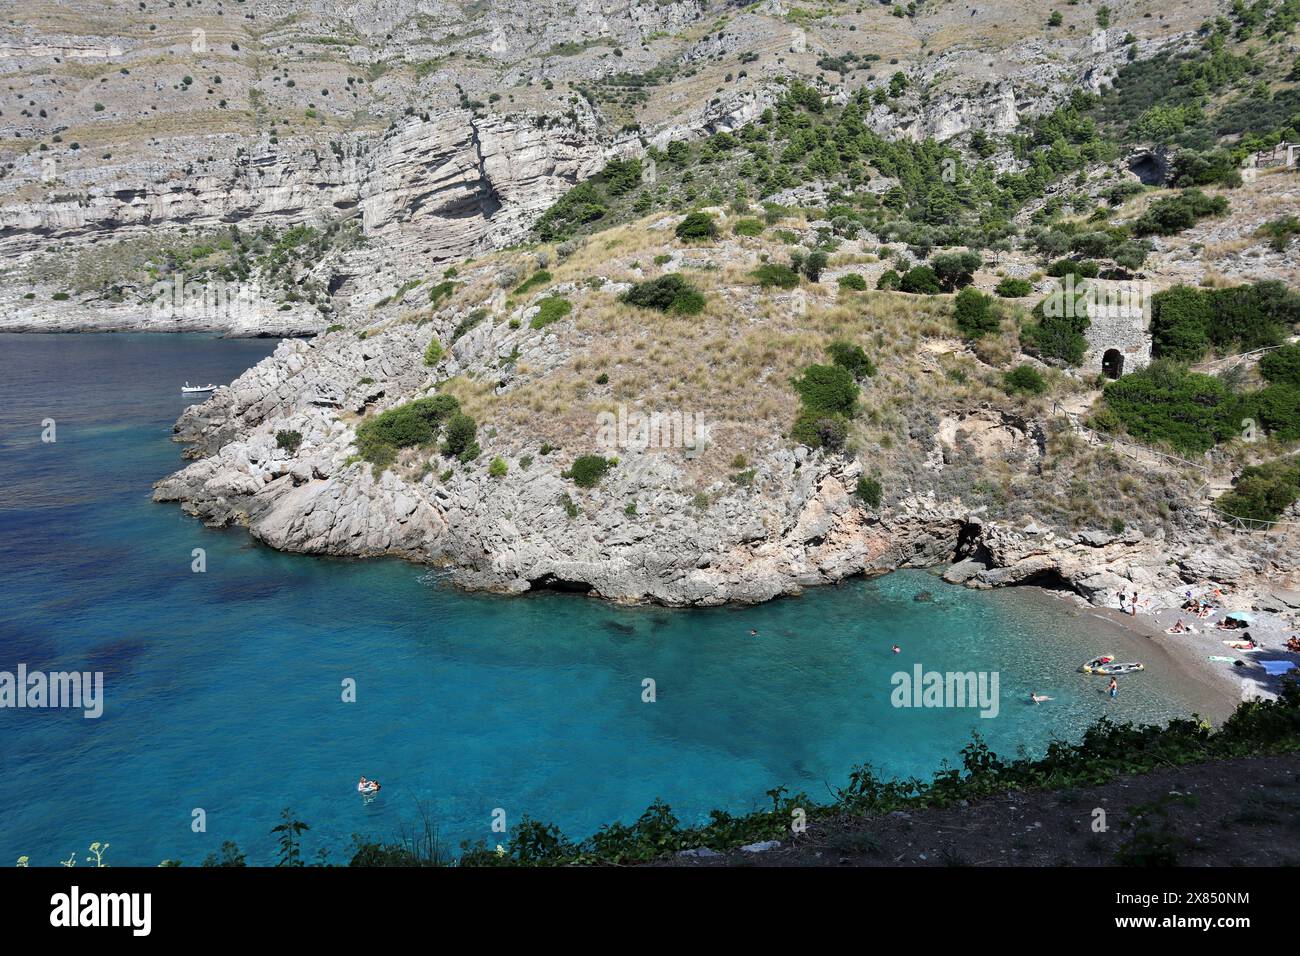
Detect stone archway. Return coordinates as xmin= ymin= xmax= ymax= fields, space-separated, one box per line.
xmin=1102 ymin=348 xmax=1124 ymax=379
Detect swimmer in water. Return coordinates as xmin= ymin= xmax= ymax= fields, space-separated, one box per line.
xmin=891 ymin=644 xmax=901 ymax=654
xmin=1030 ymin=691 xmax=1052 ymax=704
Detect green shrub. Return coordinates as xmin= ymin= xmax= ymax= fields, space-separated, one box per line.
xmin=1024 ymin=292 xmax=1090 ymax=366
xmin=876 ymin=269 xmax=901 ymax=291
xmin=1216 ymin=456 xmax=1300 ymax=522
xmin=275 ymin=430 xmax=303 ymax=453
xmin=994 ymin=277 xmax=1033 ymax=298
xmin=1045 ymin=258 xmax=1099 ymax=284
xmin=898 ymin=265 xmax=940 ymax=294
xmin=1259 ymin=344 xmax=1300 ymax=388
xmin=827 ymin=340 xmax=876 ymax=380
xmin=424 ymin=337 xmax=444 ymax=365
xmin=515 ymin=269 xmax=553 ymax=296
xmin=452 ymin=308 xmax=488 ymax=342
xmin=855 ymin=475 xmax=882 ymax=508
xmin=1257 ymin=215 xmax=1300 ymax=253
xmin=792 ymin=412 xmax=848 ymax=450
xmin=1100 ymin=361 xmax=1239 ymax=454
xmin=619 ymin=275 xmax=705 ymax=315
xmin=1132 ymin=189 xmax=1229 ymax=236
xmin=52 ymin=291 xmax=70 ymax=301
xmin=953 ymin=287 xmax=999 ymax=339
xmin=531 ymin=296 xmax=573 ymax=329
xmin=1168 ymin=149 xmax=1242 ymax=189
xmin=601 ymin=157 xmax=643 ymax=197
xmin=1149 ymin=285 xmax=1213 ymax=361
xmin=427 ymin=280 xmax=455 ymax=306
xmin=837 ymin=272 xmax=868 ymax=291
xmin=675 ymin=212 xmax=717 ymax=241
xmin=1003 ymin=364 xmax=1048 ymax=395
xmin=793 ymin=364 xmax=859 ymax=418
xmin=930 ymin=250 xmax=982 ymax=292
xmin=1151 ymin=282 xmax=1298 ymax=361
xmin=733 ymin=218 xmax=764 ymax=237
xmin=565 ymin=455 xmax=612 ymax=487
xmin=1247 ymin=384 xmax=1300 ymax=442
xmin=535 ymin=182 xmax=607 ymax=240
xmin=443 ymin=412 xmax=480 ymax=462
xmin=489 ymin=456 xmax=508 ymax=478
xmin=355 ymin=394 xmax=461 ymax=464
xmin=801 ymin=250 xmax=829 ymax=282
xmin=751 ymin=263 xmax=800 ymax=289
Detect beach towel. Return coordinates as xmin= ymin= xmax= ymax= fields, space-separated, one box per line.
xmin=1207 ymin=656 xmax=1236 ymax=663
xmin=1260 ymin=660 xmax=1297 ymax=676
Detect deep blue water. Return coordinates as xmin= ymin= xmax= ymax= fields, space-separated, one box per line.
xmin=0 ymin=333 xmax=1212 ymax=866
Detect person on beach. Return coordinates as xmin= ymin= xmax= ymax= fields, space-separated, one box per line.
xmin=1108 ymin=677 xmax=1118 ymax=700
xmin=1130 ymin=592 xmax=1139 ymax=616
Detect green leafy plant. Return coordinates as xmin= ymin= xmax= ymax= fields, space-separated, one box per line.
xmin=619 ymin=275 xmax=705 ymax=315
xmin=530 ymin=296 xmax=573 ymax=330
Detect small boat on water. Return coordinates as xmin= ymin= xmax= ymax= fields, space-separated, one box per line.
xmin=182 ymin=382 xmax=217 ymax=394
xmin=1083 ymin=660 xmax=1145 ymax=675
xmin=1080 ymin=654 xmax=1115 ymax=672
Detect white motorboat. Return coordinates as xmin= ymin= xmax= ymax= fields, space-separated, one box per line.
xmin=181 ymin=382 xmax=217 ymax=394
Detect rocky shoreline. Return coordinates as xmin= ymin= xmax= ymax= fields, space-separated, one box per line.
xmin=151 ymin=330 xmax=1300 ymax=616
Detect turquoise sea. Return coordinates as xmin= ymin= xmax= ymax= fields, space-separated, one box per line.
xmin=0 ymin=333 xmax=1214 ymax=866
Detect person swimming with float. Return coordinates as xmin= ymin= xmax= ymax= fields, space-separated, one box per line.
xmin=358 ymin=775 xmax=381 ymax=794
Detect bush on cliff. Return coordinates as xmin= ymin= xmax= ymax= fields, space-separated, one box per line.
xmin=619 ymin=274 xmax=705 ymax=315
xmin=442 ymin=413 xmax=480 ymax=462
xmin=1098 ymin=361 xmax=1240 ymax=454
xmin=355 ymin=394 xmax=461 ymax=465
xmin=953 ymin=287 xmax=999 ymax=339
xmin=564 ymin=455 xmax=613 ymax=488
xmin=1215 ymin=456 xmax=1300 ymax=522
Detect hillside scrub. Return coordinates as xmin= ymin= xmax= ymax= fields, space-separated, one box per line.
xmin=424 ymin=337 xmax=444 ymax=365
xmin=827 ymin=340 xmax=876 ymax=381
xmin=530 ymin=296 xmax=573 ymax=330
xmin=791 ymin=361 xmax=859 ymax=450
xmin=1023 ymin=289 xmax=1090 ymax=366
xmin=994 ymin=277 xmax=1033 ymax=298
xmin=355 ymin=394 xmax=462 ymax=466
xmin=1093 ymin=361 xmax=1240 ymax=454
xmin=952 ymin=287 xmax=999 ymax=339
xmin=564 ymin=455 xmax=613 ymax=488
xmin=619 ymin=274 xmax=705 ymax=315
xmin=1150 ymin=282 xmax=1300 ymax=361
xmin=751 ymin=263 xmax=800 ymax=289
xmin=1260 ymin=344 xmax=1300 ymax=388
xmin=1216 ymin=456 xmax=1300 ymax=522
xmin=1132 ymin=189 xmax=1229 ymax=236
xmin=1004 ymin=364 xmax=1048 ymax=396
xmin=899 ymin=266 xmax=941 ymax=295
xmin=674 ymin=212 xmax=718 ymax=242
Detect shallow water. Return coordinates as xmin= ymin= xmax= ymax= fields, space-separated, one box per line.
xmin=0 ymin=333 xmax=1218 ymax=865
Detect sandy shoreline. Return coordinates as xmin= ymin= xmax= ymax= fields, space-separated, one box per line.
xmin=1034 ymin=582 xmax=1300 ymax=724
